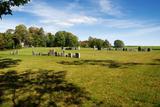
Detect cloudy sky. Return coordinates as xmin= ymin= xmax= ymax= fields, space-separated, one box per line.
xmin=0 ymin=0 xmax=160 ymax=46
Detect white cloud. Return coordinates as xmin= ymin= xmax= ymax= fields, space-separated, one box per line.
xmin=12 ymin=1 xmax=97 ymax=28
xmin=101 ymin=19 xmax=148 ymax=29
xmin=0 ymin=19 xmax=23 ymax=32
xmin=11 ymin=0 xmax=154 ymax=30
xmin=123 ymin=25 xmax=160 ymax=36
xmin=99 ymin=0 xmax=123 ymax=17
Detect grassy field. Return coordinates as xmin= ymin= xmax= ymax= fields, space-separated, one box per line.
xmin=0 ymin=47 xmax=160 ymax=107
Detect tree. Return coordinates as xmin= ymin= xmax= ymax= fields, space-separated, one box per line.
xmin=0 ymin=0 xmax=30 ymax=18
xmin=88 ymin=36 xmax=97 ymax=48
xmin=55 ymin=31 xmax=66 ymax=47
xmin=65 ymin=32 xmax=79 ymax=47
xmin=95 ymin=39 xmax=104 ymax=50
xmin=70 ymin=35 xmax=79 ymax=47
xmin=6 ymin=29 xmax=14 ymax=34
xmin=0 ymin=33 xmax=5 ymax=49
xmin=80 ymin=41 xmax=89 ymax=48
xmin=46 ymin=33 xmax=55 ymax=47
xmin=114 ymin=40 xmax=125 ymax=48
xmin=14 ymin=24 xmax=28 ymax=46
xmin=28 ymin=27 xmax=46 ymax=47
xmin=103 ymin=39 xmax=111 ymax=48
xmin=4 ymin=29 xmax=14 ymax=49
xmin=37 ymin=27 xmax=46 ymax=47
xmin=88 ymin=36 xmax=105 ymax=50
xmin=138 ymin=46 xmax=142 ymax=51
xmin=55 ymin=31 xmax=79 ymax=47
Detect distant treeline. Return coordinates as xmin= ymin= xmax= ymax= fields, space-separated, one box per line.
xmin=0 ymin=24 xmax=79 ymax=50
xmin=0 ymin=24 xmax=125 ymax=50
xmin=80 ymin=37 xmax=125 ymax=50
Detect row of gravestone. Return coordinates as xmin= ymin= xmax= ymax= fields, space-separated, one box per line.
xmin=10 ymin=50 xmax=19 ymax=55
xmin=102 ymin=48 xmax=152 ymax=52
xmin=62 ymin=47 xmax=80 ymax=50
xmin=32 ymin=49 xmax=80 ymax=58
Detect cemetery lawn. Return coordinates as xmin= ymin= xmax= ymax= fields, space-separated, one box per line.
xmin=0 ymin=47 xmax=160 ymax=107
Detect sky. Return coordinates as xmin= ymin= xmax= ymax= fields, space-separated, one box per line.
xmin=0 ymin=0 xmax=160 ymax=46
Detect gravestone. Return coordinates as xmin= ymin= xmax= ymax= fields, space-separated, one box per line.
xmin=93 ymin=46 xmax=97 ymax=50
xmin=49 ymin=49 xmax=55 ymax=56
xmin=11 ymin=50 xmax=19 ymax=55
xmin=58 ymin=52 xmax=61 ymax=56
xmin=147 ymin=48 xmax=152 ymax=52
xmin=32 ymin=51 xmax=35 ymax=56
xmin=62 ymin=51 xmax=65 ymax=57
xmin=141 ymin=48 xmax=147 ymax=52
xmin=68 ymin=53 xmax=72 ymax=58
xmin=55 ymin=52 xmax=58 ymax=56
xmin=15 ymin=50 xmax=18 ymax=55
xmin=77 ymin=46 xmax=80 ymax=50
xmin=75 ymin=53 xmax=80 ymax=58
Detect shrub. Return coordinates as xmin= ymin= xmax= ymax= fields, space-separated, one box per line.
xmin=114 ymin=40 xmax=125 ymax=48
xmin=138 ymin=46 xmax=141 ymax=51
xmin=147 ymin=48 xmax=152 ymax=52
xmin=97 ymin=46 xmax=102 ymax=50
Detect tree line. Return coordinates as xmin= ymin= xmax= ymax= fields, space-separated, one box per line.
xmin=80 ymin=37 xmax=125 ymax=50
xmin=0 ymin=24 xmax=79 ymax=50
xmin=0 ymin=24 xmax=125 ymax=50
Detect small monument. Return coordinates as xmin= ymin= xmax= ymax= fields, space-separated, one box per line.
xmin=75 ymin=53 xmax=80 ymax=58
xmin=68 ymin=53 xmax=72 ymax=58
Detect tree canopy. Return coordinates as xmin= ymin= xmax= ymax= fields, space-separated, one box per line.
xmin=114 ymin=40 xmax=125 ymax=48
xmin=0 ymin=0 xmax=30 ymax=18
xmin=0 ymin=24 xmax=126 ymax=50
xmin=55 ymin=31 xmax=79 ymax=47
xmin=88 ymin=36 xmax=111 ymax=50
xmin=0 ymin=24 xmax=79 ymax=50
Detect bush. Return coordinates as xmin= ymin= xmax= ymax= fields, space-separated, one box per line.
xmin=114 ymin=40 xmax=125 ymax=48
xmin=123 ymin=48 xmax=126 ymax=51
xmin=138 ymin=46 xmax=141 ymax=51
xmin=97 ymin=46 xmax=102 ymax=50
xmin=15 ymin=44 xmax=22 ymax=49
xmin=147 ymin=48 xmax=152 ymax=52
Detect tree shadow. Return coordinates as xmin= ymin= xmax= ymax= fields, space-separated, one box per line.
xmin=154 ymin=59 xmax=160 ymax=62
xmin=0 ymin=69 xmax=102 ymax=107
xmin=58 ymin=60 xmax=160 ymax=69
xmin=0 ymin=58 xmax=21 ymax=69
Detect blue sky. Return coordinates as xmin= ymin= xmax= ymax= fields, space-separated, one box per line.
xmin=0 ymin=0 xmax=160 ymax=46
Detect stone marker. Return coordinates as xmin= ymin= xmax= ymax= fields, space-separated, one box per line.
xmin=68 ymin=53 xmax=72 ymax=58
xmin=93 ymin=46 xmax=97 ymax=50
xmin=15 ymin=50 xmax=18 ymax=55
xmin=55 ymin=52 xmax=58 ymax=56
xmin=61 ymin=51 xmax=65 ymax=57
xmin=75 ymin=53 xmax=80 ymax=58
xmin=10 ymin=50 xmax=18 ymax=55
xmin=77 ymin=46 xmax=80 ymax=50
xmin=32 ymin=51 xmax=35 ymax=56
xmin=52 ymin=50 xmax=54 ymax=55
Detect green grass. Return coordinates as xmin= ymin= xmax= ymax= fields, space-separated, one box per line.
xmin=126 ymin=46 xmax=160 ymax=50
xmin=0 ymin=47 xmax=160 ymax=107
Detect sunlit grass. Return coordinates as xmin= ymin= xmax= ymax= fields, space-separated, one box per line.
xmin=0 ymin=47 xmax=160 ymax=107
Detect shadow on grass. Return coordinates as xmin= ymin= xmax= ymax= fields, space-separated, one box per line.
xmin=0 ymin=69 xmax=102 ymax=107
xmin=58 ymin=60 xmax=160 ymax=69
xmin=0 ymin=58 xmax=21 ymax=69
xmin=154 ymin=59 xmax=160 ymax=62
